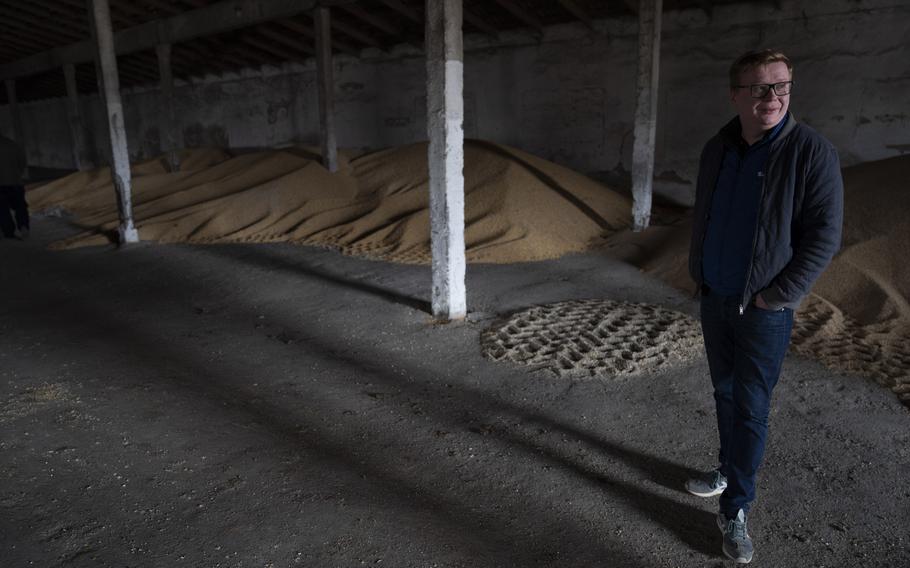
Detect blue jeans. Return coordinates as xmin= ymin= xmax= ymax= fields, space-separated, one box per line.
xmin=700 ymin=289 xmax=794 ymax=517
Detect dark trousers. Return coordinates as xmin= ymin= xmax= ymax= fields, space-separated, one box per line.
xmin=0 ymin=185 xmax=28 ymax=238
xmin=700 ymin=289 xmax=794 ymax=517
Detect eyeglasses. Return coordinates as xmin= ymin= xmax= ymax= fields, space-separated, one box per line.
xmin=733 ymin=81 xmax=793 ymax=98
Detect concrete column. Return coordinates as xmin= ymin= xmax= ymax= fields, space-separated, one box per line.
xmin=85 ymin=1 xmax=111 ymax=165
xmin=630 ymin=0 xmax=662 ymax=232
xmin=156 ymin=43 xmax=180 ymax=172
xmin=90 ymin=0 xmax=138 ymax=243
xmin=63 ymin=63 xmax=95 ymax=171
xmin=4 ymin=79 xmax=25 ymax=151
xmin=314 ymin=6 xmax=338 ymax=173
xmin=426 ymin=0 xmax=466 ymax=321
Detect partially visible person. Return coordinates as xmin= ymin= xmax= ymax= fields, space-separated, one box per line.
xmin=0 ymin=133 xmax=29 ymax=240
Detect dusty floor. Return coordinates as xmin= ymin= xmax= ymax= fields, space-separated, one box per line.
xmin=1 ymin=218 xmax=908 ymax=568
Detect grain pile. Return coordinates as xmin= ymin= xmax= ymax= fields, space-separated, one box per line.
xmin=29 ymin=144 xmax=909 ymax=401
xmin=30 ymin=141 xmax=631 ymax=263
xmin=789 ymin=156 xmax=910 ymax=403
xmin=603 ymin=155 xmax=910 ymax=404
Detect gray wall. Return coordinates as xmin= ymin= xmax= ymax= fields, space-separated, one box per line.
xmin=3 ymin=0 xmax=909 ymax=204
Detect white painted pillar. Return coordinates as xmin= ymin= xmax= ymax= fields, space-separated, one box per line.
xmin=630 ymin=0 xmax=662 ymax=232
xmin=156 ymin=43 xmax=180 ymax=172
xmin=63 ymin=63 xmax=95 ymax=171
xmin=314 ymin=6 xmax=338 ymax=173
xmin=90 ymin=0 xmax=139 ymax=243
xmin=426 ymin=0 xmax=466 ymax=321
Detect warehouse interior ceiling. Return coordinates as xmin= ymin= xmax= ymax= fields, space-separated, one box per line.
xmin=0 ymin=0 xmax=773 ymax=104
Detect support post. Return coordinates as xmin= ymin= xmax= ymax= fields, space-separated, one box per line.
xmin=4 ymin=79 xmax=26 ymax=156
xmin=63 ymin=63 xmax=95 ymax=171
xmin=90 ymin=0 xmax=139 ymax=243
xmin=156 ymin=43 xmax=180 ymax=172
xmin=314 ymin=6 xmax=338 ymax=173
xmin=426 ymin=0 xmax=466 ymax=321
xmin=630 ymin=0 xmax=662 ymax=232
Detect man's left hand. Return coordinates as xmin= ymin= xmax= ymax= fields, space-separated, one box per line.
xmin=754 ymin=293 xmax=771 ymax=310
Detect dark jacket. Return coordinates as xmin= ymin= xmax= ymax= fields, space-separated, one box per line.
xmin=688 ymin=114 xmax=844 ymax=312
xmin=0 ymin=134 xmax=27 ymax=186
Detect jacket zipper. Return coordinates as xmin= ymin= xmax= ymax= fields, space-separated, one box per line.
xmin=709 ymin=115 xmax=790 ymax=313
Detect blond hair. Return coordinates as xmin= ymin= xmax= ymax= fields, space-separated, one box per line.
xmin=729 ymin=49 xmax=793 ymax=88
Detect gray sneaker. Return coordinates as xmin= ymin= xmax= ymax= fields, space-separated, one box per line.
xmin=717 ymin=509 xmax=754 ymax=564
xmin=685 ymin=468 xmax=727 ymax=497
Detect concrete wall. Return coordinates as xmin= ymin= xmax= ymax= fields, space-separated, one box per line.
xmin=3 ymin=0 xmax=908 ymax=204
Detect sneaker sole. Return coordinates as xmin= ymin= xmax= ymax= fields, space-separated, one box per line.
xmin=685 ymin=483 xmax=727 ymax=498
xmin=722 ymin=545 xmax=753 ymax=564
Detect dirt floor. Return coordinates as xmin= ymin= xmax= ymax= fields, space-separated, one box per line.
xmin=1 ymin=217 xmax=908 ymax=568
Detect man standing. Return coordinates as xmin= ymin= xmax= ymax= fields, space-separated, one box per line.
xmin=685 ymin=50 xmax=843 ymax=564
xmin=0 ymin=133 xmax=29 ymax=240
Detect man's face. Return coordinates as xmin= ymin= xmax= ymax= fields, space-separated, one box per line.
xmin=730 ymin=61 xmax=791 ymax=133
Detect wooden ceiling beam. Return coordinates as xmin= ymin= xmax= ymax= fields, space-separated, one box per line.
xmin=0 ymin=9 xmax=83 ymax=46
xmin=163 ymin=21 xmax=262 ymax=72
xmin=133 ymin=50 xmax=197 ymax=80
xmin=255 ymin=24 xmax=316 ymax=56
xmin=0 ymin=31 xmax=47 ymax=55
xmin=37 ymin=0 xmax=91 ymax=30
xmin=493 ymin=0 xmax=546 ymax=35
xmin=377 ymin=0 xmax=422 ymax=24
xmin=339 ymin=3 xmax=403 ymax=37
xmin=239 ymin=32 xmax=303 ymax=63
xmin=204 ymin=34 xmax=270 ymax=68
xmin=1 ymin=0 xmax=368 ymax=80
xmin=0 ymin=37 xmax=58 ymax=59
xmin=165 ymin=38 xmax=222 ymax=73
xmin=111 ymin=1 xmax=159 ymax=24
xmin=330 ymin=15 xmax=385 ymax=49
xmin=277 ymin=18 xmax=360 ymax=57
xmin=129 ymin=4 xmax=241 ymax=77
xmin=110 ymin=64 xmax=148 ymax=85
xmin=118 ymin=58 xmax=160 ymax=82
xmin=55 ymin=0 xmax=88 ymax=13
xmin=136 ymin=0 xmax=182 ymax=16
xmin=557 ymin=0 xmax=597 ymax=31
xmin=0 ymin=5 xmax=86 ymax=43
xmin=463 ymin=8 xmax=500 ymax=38
xmin=177 ymin=41 xmax=234 ymax=75
xmin=9 ymin=2 xmax=89 ymax=37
